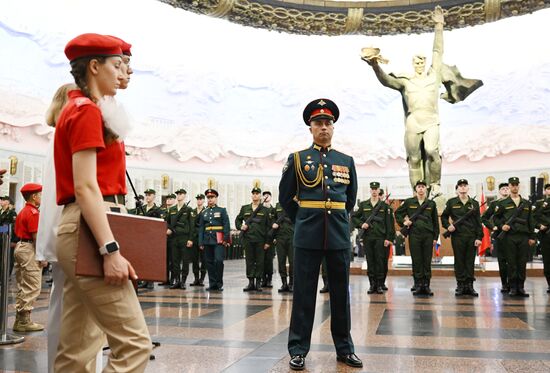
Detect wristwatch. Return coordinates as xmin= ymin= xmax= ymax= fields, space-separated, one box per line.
xmin=99 ymin=241 xmax=120 ymax=255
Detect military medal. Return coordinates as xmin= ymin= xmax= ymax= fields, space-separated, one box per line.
xmin=305 ymin=165 xmax=310 ymax=171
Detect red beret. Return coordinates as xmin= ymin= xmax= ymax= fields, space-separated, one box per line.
xmin=107 ymin=35 xmax=132 ymax=56
xmin=65 ymin=33 xmax=123 ymax=62
xmin=20 ymin=183 xmax=42 ymax=195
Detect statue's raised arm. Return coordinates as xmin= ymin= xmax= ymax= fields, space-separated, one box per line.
xmin=431 ymin=6 xmax=445 ymax=74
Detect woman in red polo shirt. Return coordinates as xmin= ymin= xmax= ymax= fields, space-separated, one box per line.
xmin=53 ymin=33 xmax=151 ymax=373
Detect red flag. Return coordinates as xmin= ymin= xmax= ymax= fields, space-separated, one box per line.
xmin=479 ymin=187 xmax=491 ymax=256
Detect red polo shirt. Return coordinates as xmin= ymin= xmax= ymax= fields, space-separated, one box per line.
xmin=14 ymin=203 xmax=39 ymax=240
xmin=54 ymin=90 xmax=127 ymax=205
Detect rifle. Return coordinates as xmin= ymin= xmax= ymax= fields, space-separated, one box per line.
xmin=126 ymin=170 xmax=145 ymax=215
xmin=267 ymin=211 xmax=292 ymax=241
xmin=362 ymin=200 xmax=385 ymax=230
xmin=496 ymin=200 xmax=527 ymax=240
xmin=238 ymin=198 xmax=267 ymax=240
xmin=399 ymin=196 xmax=436 ymax=238
xmin=442 ymin=200 xmax=487 ymax=238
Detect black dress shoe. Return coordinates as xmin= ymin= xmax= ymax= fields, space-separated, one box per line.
xmin=180 ymin=283 xmax=186 ymax=290
xmin=289 ymin=355 xmax=305 ymax=370
xmin=169 ymin=282 xmax=181 ymax=290
xmin=336 ymin=353 xmax=363 ymax=368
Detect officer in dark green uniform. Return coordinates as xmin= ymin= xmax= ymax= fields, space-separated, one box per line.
xmin=271 ymin=201 xmax=294 ymax=292
xmin=160 ymin=193 xmax=176 ymax=286
xmin=352 ymin=182 xmax=395 ymax=294
xmin=199 ymin=189 xmax=230 ymax=291
xmin=534 ymin=184 xmax=550 ymax=293
xmin=493 ymin=177 xmax=536 ymax=297
xmin=0 ymin=195 xmax=17 ymax=275
xmin=280 ymin=98 xmax=362 ymax=370
xmin=166 ymin=189 xmax=195 ymax=289
xmin=395 ymin=180 xmax=439 ymax=296
xmin=262 ymin=191 xmax=276 ymax=288
xmin=441 ymin=179 xmax=483 ymax=296
xmin=137 ymin=189 xmax=164 ymax=289
xmin=481 ymin=182 xmax=510 ymax=292
xmin=190 ymin=194 xmax=207 ymax=286
xmin=236 ymin=187 xmax=271 ymax=292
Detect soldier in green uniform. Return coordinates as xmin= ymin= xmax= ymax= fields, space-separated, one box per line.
xmin=280 ymin=98 xmax=362 ymax=370
xmin=492 ymin=177 xmax=536 ymax=297
xmin=137 ymin=189 xmax=164 ymax=289
xmin=165 ymin=189 xmax=195 ymax=289
xmin=159 ymin=193 xmax=176 ymax=286
xmin=127 ymin=194 xmax=144 ymax=215
xmin=481 ymin=182 xmax=510 ymax=292
xmin=190 ymin=194 xmax=207 ymax=286
xmin=0 ymin=195 xmax=17 ymax=275
xmin=261 ymin=191 xmax=275 ymax=288
xmin=379 ymin=188 xmax=395 ymax=290
xmin=199 ymin=189 xmax=230 ymax=291
xmin=352 ymin=182 xmax=395 ymax=294
xmin=271 ymin=202 xmax=294 ymax=292
xmin=395 ymin=180 xmax=439 ymax=296
xmin=236 ymin=187 xmax=271 ymax=292
xmin=441 ymin=179 xmax=483 ymax=296
xmin=534 ymin=184 xmax=550 ymax=293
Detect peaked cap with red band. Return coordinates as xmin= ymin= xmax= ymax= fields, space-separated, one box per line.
xmin=65 ymin=33 xmax=123 ymax=62
xmin=20 ymin=183 xmax=42 ymax=195
xmin=302 ymin=98 xmax=340 ymax=126
xmin=205 ymin=188 xmax=219 ymax=197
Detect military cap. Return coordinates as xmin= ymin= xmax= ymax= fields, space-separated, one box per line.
xmin=64 ymin=33 xmax=122 ymax=62
xmin=195 ymin=193 xmax=205 ymax=199
xmin=138 ymin=194 xmax=145 ymax=200
xmin=370 ymin=181 xmax=380 ymax=189
xmin=544 ymin=183 xmax=550 ymax=190
xmin=20 ymin=183 xmax=42 ymax=195
xmin=205 ymin=188 xmax=218 ymax=197
xmin=415 ymin=180 xmax=427 ymax=187
xmin=508 ymin=177 xmax=520 ymax=185
xmin=175 ymin=188 xmax=187 ymax=194
xmin=455 ymin=179 xmax=468 ymax=189
xmin=144 ymin=189 xmax=156 ymax=195
xmin=262 ymin=191 xmax=272 ymax=196
xmin=167 ymin=193 xmax=176 ymax=199
xmin=0 ymin=195 xmax=9 ymax=201
xmin=379 ymin=188 xmax=385 ymax=196
xmin=302 ymin=98 xmax=339 ymax=126
xmin=498 ymin=182 xmax=509 ymax=190
xmin=251 ymin=187 xmax=262 ymax=194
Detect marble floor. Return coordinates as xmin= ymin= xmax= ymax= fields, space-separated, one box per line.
xmin=2 ymin=259 xmax=550 ymax=373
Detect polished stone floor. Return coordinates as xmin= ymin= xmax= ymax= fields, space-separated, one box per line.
xmin=2 ymin=259 xmax=550 ymax=372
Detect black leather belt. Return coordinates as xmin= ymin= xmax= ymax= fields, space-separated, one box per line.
xmin=19 ymin=239 xmax=33 ymax=243
xmin=103 ymin=195 xmax=125 ymax=204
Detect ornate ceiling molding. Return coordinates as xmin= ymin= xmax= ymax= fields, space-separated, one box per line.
xmin=161 ymin=0 xmax=550 ymax=36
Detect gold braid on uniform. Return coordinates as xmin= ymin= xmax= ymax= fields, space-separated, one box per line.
xmin=293 ymin=152 xmax=323 ymax=188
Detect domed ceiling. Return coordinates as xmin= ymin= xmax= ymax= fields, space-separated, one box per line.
xmin=161 ymin=0 xmax=550 ymax=36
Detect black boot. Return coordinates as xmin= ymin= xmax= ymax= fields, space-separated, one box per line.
xmin=455 ymin=281 xmax=465 ymax=296
xmin=410 ymin=278 xmax=418 ymax=292
xmin=413 ymin=278 xmax=424 ymax=296
xmin=288 ymin=276 xmax=294 ymax=293
xmin=424 ymin=279 xmax=433 ymax=296
xmin=198 ymin=272 xmax=206 ymax=286
xmin=500 ymin=279 xmax=510 ymax=293
xmin=319 ymin=276 xmax=329 ymax=293
xmin=467 ymin=280 xmax=478 ymax=297
xmin=375 ymin=279 xmax=384 ymax=294
xmin=278 ymin=277 xmax=290 ymax=293
xmin=508 ymin=279 xmax=518 ymax=296
xmin=367 ymin=277 xmax=376 ymax=294
xmin=517 ymin=279 xmax=529 ymax=298
xmin=260 ymin=275 xmax=268 ymax=288
xmin=190 ymin=276 xmax=200 ymax=286
xmin=266 ymin=274 xmax=273 ymax=288
xmin=256 ymin=278 xmax=263 ymax=292
xmin=243 ymin=278 xmax=255 ymax=292
xmin=169 ymin=277 xmax=180 ymax=289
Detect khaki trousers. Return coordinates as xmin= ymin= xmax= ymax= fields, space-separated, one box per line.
xmin=54 ymin=202 xmax=152 ymax=373
xmin=14 ymin=241 xmax=42 ymax=312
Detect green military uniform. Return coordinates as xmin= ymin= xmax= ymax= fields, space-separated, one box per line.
xmin=136 ymin=190 xmax=164 ymax=289
xmin=236 ymin=194 xmax=271 ymax=292
xmin=191 ymin=199 xmax=207 ymax=286
xmin=395 ymin=183 xmax=439 ymax=296
xmin=0 ymin=200 xmax=17 ymax=275
xmin=493 ymin=177 xmax=535 ymax=297
xmin=534 ymin=187 xmax=550 ymax=292
xmin=383 ymin=203 xmax=396 ymax=288
xmin=262 ymin=198 xmax=276 ymax=288
xmin=272 ymin=202 xmax=294 ymax=292
xmin=481 ymin=194 xmax=510 ymax=291
xmin=352 ymin=185 xmax=395 ymax=294
xmin=441 ymin=181 xmax=483 ymax=296
xmin=166 ymin=201 xmax=195 ymax=289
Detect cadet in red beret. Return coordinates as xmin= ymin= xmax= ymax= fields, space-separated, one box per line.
xmin=12 ymin=183 xmax=46 ymax=332
xmin=107 ymin=35 xmax=133 ymax=89
xmin=54 ymin=33 xmax=151 ymax=372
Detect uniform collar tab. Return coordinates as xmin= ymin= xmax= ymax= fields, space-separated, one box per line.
xmin=312 ymin=143 xmax=331 ymax=152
